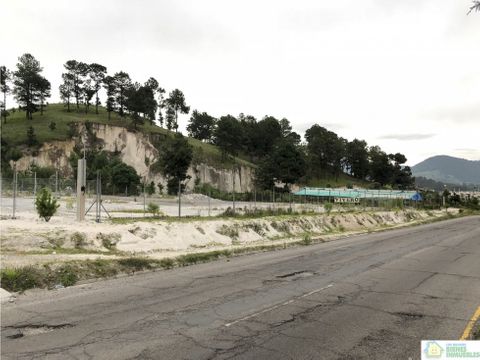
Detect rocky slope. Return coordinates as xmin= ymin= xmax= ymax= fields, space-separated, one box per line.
xmin=14 ymin=123 xmax=255 ymax=192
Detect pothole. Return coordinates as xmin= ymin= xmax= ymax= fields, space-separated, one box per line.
xmin=5 ymin=323 xmax=74 ymax=339
xmin=276 ymin=270 xmax=314 ymax=280
xmin=394 ymin=312 xmax=425 ymax=320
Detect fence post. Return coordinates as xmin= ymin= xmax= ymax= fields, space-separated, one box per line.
xmin=12 ymin=166 xmax=17 ymax=219
xmin=143 ymin=177 xmax=146 ymax=218
xmin=96 ymin=171 xmax=101 ymax=222
xmin=33 ymin=171 xmax=37 ymax=207
xmin=178 ymin=178 xmax=181 ymax=218
xmin=55 ymin=171 xmax=58 ymax=197
xmin=208 ymin=187 xmax=211 ymax=217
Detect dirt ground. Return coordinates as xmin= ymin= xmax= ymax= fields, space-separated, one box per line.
xmin=0 ymin=208 xmax=455 ymax=268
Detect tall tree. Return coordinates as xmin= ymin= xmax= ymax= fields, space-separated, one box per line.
xmin=305 ymin=124 xmax=345 ymax=179
xmin=368 ymin=146 xmax=393 ymax=186
xmin=59 ymin=72 xmax=74 ymax=112
xmin=214 ymin=115 xmax=243 ymax=158
xmin=82 ymin=79 xmax=95 ymax=114
xmin=12 ymin=54 xmax=46 ymax=120
xmin=187 ymin=110 xmax=216 ymax=142
xmin=113 ymin=71 xmax=132 ymax=117
xmin=125 ymin=83 xmax=145 ymax=129
xmin=103 ymin=75 xmax=116 ymax=120
xmin=256 ymin=141 xmax=306 ymax=190
xmin=165 ymin=89 xmax=190 ymax=132
xmin=251 ymin=116 xmax=283 ymax=158
xmin=0 ymin=66 xmax=11 ymax=124
xmin=156 ymin=133 xmax=193 ymax=194
xmin=38 ymin=76 xmax=51 ymax=115
xmin=345 ymin=139 xmax=369 ymax=179
xmin=142 ymin=78 xmax=158 ymax=124
xmin=157 ymin=86 xmax=166 ymax=127
xmin=165 ymin=106 xmax=176 ymax=131
xmin=88 ymin=63 xmax=107 ymax=114
xmin=63 ymin=60 xmax=88 ymax=111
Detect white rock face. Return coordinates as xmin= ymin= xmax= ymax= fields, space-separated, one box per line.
xmin=14 ymin=123 xmax=254 ymax=192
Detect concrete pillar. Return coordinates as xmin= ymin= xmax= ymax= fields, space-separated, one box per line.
xmin=77 ymin=159 xmax=86 ymax=221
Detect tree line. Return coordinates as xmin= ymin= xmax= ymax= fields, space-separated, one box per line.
xmin=187 ymin=113 xmax=414 ymax=190
xmin=1 ymin=53 xmax=414 ymax=192
xmin=1 ymin=54 xmax=190 ymax=132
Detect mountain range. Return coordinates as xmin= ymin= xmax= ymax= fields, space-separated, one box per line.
xmin=412 ymin=155 xmax=480 ymax=185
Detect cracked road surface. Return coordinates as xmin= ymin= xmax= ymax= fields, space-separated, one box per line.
xmin=2 ymin=216 xmax=480 ymax=359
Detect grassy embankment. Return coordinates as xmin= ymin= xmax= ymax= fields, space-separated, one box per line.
xmin=2 ymin=104 xmax=251 ymax=169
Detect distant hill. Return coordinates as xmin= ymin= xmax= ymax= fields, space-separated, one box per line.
xmin=412 ymin=155 xmax=480 ymax=185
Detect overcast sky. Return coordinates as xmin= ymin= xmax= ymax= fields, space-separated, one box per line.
xmin=2 ymin=0 xmax=479 ymax=166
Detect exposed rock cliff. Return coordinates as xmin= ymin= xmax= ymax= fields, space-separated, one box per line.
xmin=14 ymin=123 xmax=255 ymax=192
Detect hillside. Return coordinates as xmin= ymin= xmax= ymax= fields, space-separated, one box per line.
xmin=1 ymin=104 xmax=371 ymax=190
xmin=1 ymin=104 xmax=252 ymax=169
xmin=412 ymin=155 xmax=480 ymax=185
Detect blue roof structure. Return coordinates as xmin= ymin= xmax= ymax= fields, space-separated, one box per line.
xmin=293 ymin=188 xmax=422 ymax=201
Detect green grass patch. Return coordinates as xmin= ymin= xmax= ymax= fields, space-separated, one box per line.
xmin=2 ymin=104 xmax=254 ymax=169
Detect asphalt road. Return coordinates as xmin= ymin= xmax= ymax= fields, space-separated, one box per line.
xmin=2 ymin=216 xmax=479 ymax=359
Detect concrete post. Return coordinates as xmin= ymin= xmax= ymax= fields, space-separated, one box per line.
xmin=76 ymin=159 xmax=86 ymax=221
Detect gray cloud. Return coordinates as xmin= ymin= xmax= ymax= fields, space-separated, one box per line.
xmin=379 ymin=134 xmax=436 ymax=141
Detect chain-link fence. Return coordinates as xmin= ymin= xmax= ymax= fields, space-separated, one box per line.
xmin=0 ymin=173 xmax=430 ymax=221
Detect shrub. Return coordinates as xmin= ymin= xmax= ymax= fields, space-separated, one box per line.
xmin=55 ymin=264 xmax=78 ymax=287
xmin=147 ymin=202 xmax=159 ymax=217
xmin=0 ymin=267 xmax=44 ymax=292
xmin=146 ymin=181 xmax=155 ymax=195
xmin=159 ymin=258 xmax=175 ymax=269
xmin=157 ymin=183 xmax=164 ymax=194
xmin=67 ymin=122 xmax=79 ymax=138
xmin=324 ymin=202 xmax=333 ymax=215
xmin=26 ymin=126 xmax=38 ymax=146
xmin=301 ymin=233 xmax=312 ymax=245
xmin=97 ymin=233 xmax=120 ymax=250
xmin=71 ymin=232 xmax=87 ymax=249
xmin=49 ymin=121 xmax=56 ymax=131
xmin=118 ymin=258 xmax=152 ymax=272
xmin=35 ymin=188 xmax=59 ymax=222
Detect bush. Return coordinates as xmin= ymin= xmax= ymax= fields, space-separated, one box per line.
xmin=97 ymin=233 xmax=120 ymax=250
xmin=118 ymin=258 xmax=152 ymax=272
xmin=26 ymin=126 xmax=39 ymax=147
xmin=324 ymin=202 xmax=333 ymax=215
xmin=49 ymin=121 xmax=56 ymax=131
xmin=145 ymin=181 xmax=155 ymax=195
xmin=147 ymin=202 xmax=160 ymax=217
xmin=71 ymin=232 xmax=87 ymax=248
xmin=0 ymin=267 xmax=44 ymax=292
xmin=159 ymin=258 xmax=175 ymax=269
xmin=35 ymin=188 xmax=59 ymax=222
xmin=67 ymin=122 xmax=79 ymax=138
xmin=301 ymin=233 xmax=312 ymax=245
xmin=55 ymin=264 xmax=78 ymax=287
xmin=157 ymin=183 xmax=164 ymax=194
